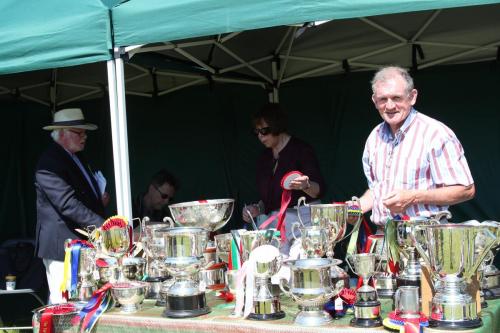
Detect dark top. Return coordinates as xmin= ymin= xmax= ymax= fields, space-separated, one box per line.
xmin=35 ymin=141 xmax=105 ymax=261
xmin=132 ymin=194 xmax=171 ymax=228
xmin=256 ymin=136 xmax=326 ymax=213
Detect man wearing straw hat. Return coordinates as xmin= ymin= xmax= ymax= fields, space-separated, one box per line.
xmin=35 ymin=108 xmax=108 ymax=304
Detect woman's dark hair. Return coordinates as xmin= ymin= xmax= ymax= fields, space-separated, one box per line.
xmin=252 ymin=103 xmax=288 ymax=135
xmin=150 ymin=169 xmax=179 ymax=191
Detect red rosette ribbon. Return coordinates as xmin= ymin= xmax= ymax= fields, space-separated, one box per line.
xmin=259 ymin=171 xmax=302 ymax=243
xmin=388 ymin=310 xmax=429 ymax=333
xmin=338 ymin=288 xmax=356 ymax=305
xmin=101 ymin=216 xmax=128 ymax=231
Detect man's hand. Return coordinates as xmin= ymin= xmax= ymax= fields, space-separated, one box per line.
xmin=382 ymin=189 xmax=416 ymax=214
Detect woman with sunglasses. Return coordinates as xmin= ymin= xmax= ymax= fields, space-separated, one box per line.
xmin=243 ymin=103 xmax=326 ymax=255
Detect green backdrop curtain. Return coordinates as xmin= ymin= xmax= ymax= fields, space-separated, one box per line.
xmin=1 ymin=61 xmax=499 ymax=243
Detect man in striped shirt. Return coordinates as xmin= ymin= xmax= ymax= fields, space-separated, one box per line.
xmin=357 ymin=66 xmax=475 ymax=228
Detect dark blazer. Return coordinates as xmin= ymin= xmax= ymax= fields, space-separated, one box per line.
xmin=35 ymin=141 xmax=105 ymax=261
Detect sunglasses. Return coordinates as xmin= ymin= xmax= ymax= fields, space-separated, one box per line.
xmin=154 ymin=185 xmax=173 ymax=201
xmin=253 ymin=127 xmax=272 ymax=136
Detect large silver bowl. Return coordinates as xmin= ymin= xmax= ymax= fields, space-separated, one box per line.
xmin=168 ymin=199 xmax=234 ymax=231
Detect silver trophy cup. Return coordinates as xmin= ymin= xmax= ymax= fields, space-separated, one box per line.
xmin=413 ymin=224 xmax=496 ymax=329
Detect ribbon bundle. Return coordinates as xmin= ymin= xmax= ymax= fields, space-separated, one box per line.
xmin=61 ymin=239 xmax=94 ymax=299
xmin=258 ymin=171 xmax=301 ymax=243
xmin=78 ymin=283 xmax=115 ymax=333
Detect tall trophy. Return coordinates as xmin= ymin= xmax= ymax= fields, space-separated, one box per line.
xmin=299 ymin=200 xmax=350 ymax=288
xmin=280 ymin=258 xmax=341 ymax=326
xmin=162 ymin=199 xmax=234 ymax=318
xmin=247 ymin=245 xmax=285 ymax=320
xmin=413 ymin=224 xmax=496 ymax=329
xmin=346 ymin=253 xmax=383 ymax=327
xmin=394 ymin=211 xmax=450 ymax=290
xmin=63 ymin=239 xmax=97 ymax=302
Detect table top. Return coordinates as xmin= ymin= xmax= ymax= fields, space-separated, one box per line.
xmin=94 ymin=291 xmax=500 ymax=333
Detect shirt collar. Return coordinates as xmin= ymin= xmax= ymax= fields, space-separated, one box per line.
xmin=380 ymin=108 xmax=418 ymax=142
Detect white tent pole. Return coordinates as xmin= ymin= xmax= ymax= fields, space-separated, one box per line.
xmin=106 ymin=52 xmax=133 ymax=221
xmin=106 ymin=59 xmax=124 ymax=216
xmin=115 ymin=55 xmax=133 ymax=221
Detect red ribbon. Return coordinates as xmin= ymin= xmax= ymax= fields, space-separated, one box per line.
xmin=258 ymin=171 xmax=300 ymax=243
xmin=101 ymin=217 xmax=127 ymax=230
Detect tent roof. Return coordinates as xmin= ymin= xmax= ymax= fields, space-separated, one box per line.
xmin=0 ymin=0 xmax=112 ymax=75
xmin=112 ymin=0 xmax=500 ymax=47
xmin=0 ymin=1 xmax=499 ymax=105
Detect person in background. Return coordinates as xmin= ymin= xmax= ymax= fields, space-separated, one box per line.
xmin=35 ymin=108 xmax=109 ymax=304
xmin=243 ymin=103 xmax=326 ymax=254
xmin=355 ymin=66 xmax=474 ymax=230
xmin=132 ymin=169 xmax=178 ymax=225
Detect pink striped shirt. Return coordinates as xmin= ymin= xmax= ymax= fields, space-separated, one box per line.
xmin=362 ymin=109 xmax=474 ymax=225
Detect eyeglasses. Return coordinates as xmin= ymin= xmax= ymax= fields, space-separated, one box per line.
xmin=154 ymin=185 xmax=173 ymax=201
xmin=67 ymin=129 xmax=87 ymax=137
xmin=253 ymin=127 xmax=272 ymax=136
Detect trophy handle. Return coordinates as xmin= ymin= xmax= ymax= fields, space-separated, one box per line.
xmin=163 ymin=216 xmax=175 ymax=228
xmin=432 ymin=210 xmax=452 ymax=222
xmin=291 ymin=222 xmax=302 ymax=240
xmin=297 ymin=196 xmax=308 ymax=227
xmin=469 ymin=227 xmax=497 ymax=282
xmin=137 ymin=217 xmax=147 ymax=242
xmin=279 ymin=277 xmax=295 ymax=300
xmin=345 ymin=254 xmax=355 ymax=274
xmin=411 ymin=225 xmax=431 ymax=268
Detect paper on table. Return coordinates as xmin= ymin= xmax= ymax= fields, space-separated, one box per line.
xmin=94 ymin=170 xmax=106 ymax=195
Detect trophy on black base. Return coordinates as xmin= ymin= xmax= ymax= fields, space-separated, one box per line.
xmin=346 ymin=253 xmax=383 ymax=327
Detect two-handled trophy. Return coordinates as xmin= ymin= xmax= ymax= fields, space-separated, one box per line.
xmin=346 ymin=253 xmax=383 ymax=327
xmin=394 ymin=211 xmax=450 ymax=291
xmin=298 ymin=199 xmax=350 ymax=288
xmin=412 ymin=224 xmax=496 ymax=329
xmin=280 ymin=258 xmax=341 ymax=326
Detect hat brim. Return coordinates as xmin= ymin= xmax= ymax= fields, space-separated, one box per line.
xmin=43 ymin=123 xmax=98 ymax=131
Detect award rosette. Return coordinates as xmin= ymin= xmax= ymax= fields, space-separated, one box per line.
xmin=383 ymin=311 xmax=429 ymax=333
xmin=100 ymin=215 xmax=131 ymax=257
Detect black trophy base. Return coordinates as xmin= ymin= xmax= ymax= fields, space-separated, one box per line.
xmin=429 ymin=318 xmax=482 ymax=330
xmin=163 ymin=293 xmax=210 ymax=318
xmin=484 ymin=287 xmax=500 ymax=300
xmin=248 ymin=311 xmax=285 ymax=321
xmin=350 ymin=317 xmax=383 ymax=328
xmin=351 ymin=301 xmax=383 ymax=328
xmin=396 ymin=277 xmax=420 ymax=289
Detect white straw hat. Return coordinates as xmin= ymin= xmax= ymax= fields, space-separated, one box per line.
xmin=43 ymin=108 xmax=98 ymax=131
